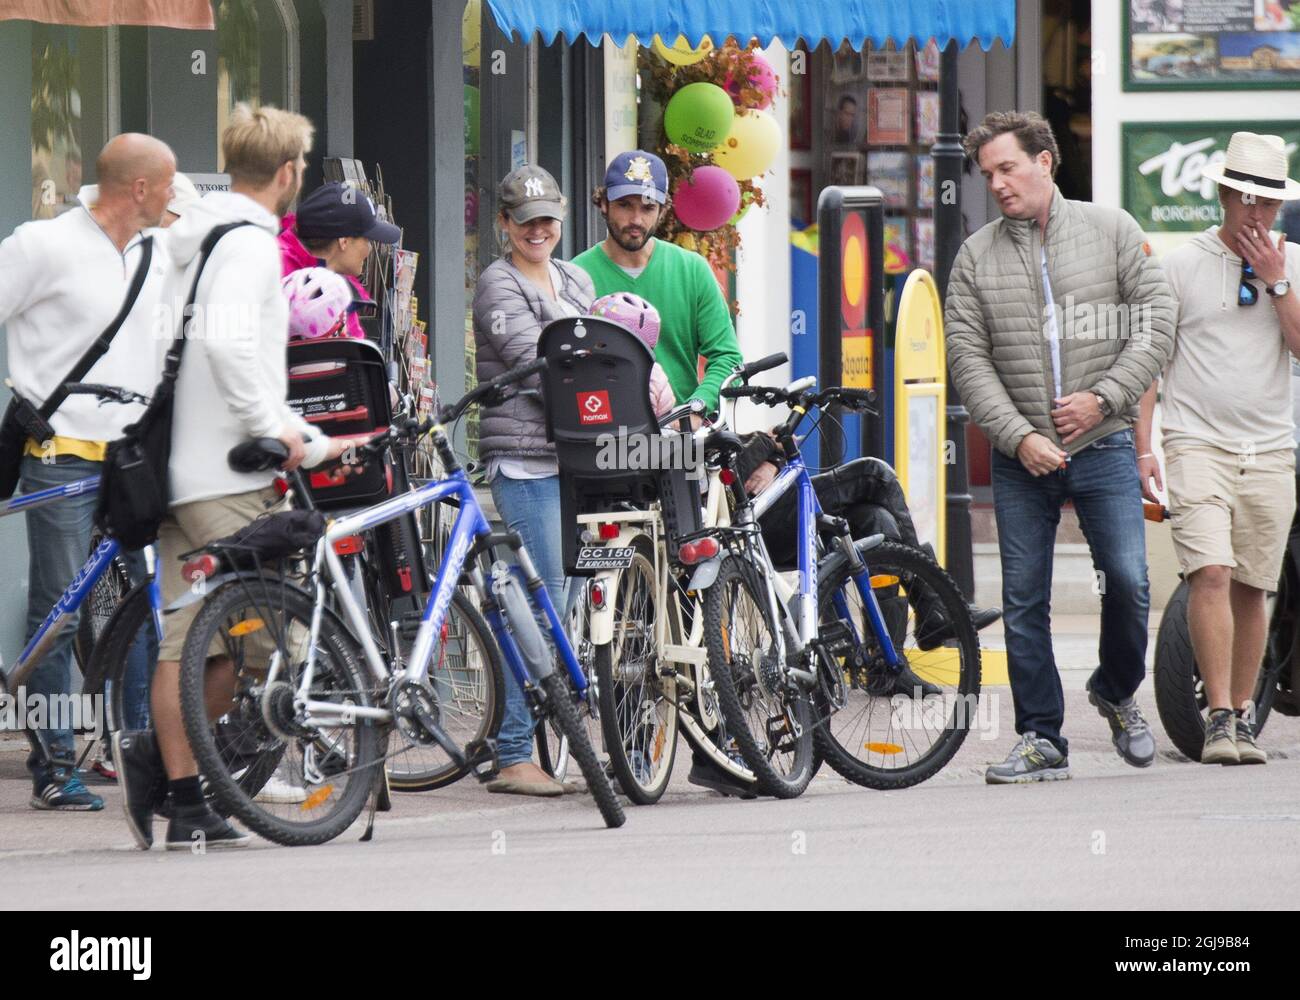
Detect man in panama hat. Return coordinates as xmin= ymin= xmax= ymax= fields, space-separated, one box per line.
xmin=1137 ymin=131 xmax=1300 ymax=765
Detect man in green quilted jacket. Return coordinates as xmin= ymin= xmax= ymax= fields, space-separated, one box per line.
xmin=945 ymin=111 xmax=1174 ymax=784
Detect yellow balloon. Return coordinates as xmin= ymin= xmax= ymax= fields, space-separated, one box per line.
xmin=652 ymin=34 xmax=714 ymax=66
xmin=711 ymin=110 xmax=780 ymax=180
xmin=462 ymin=0 xmax=481 ymax=68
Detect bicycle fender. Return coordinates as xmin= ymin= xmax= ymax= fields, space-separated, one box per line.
xmin=163 ymin=571 xmax=318 ymax=613
xmin=588 ymin=568 xmax=619 ymax=645
xmin=687 ymin=555 xmax=722 ymax=592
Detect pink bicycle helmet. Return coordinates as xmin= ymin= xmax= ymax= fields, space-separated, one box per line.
xmin=590 ymin=291 xmax=662 ymax=350
xmin=281 ymin=267 xmax=353 ymax=340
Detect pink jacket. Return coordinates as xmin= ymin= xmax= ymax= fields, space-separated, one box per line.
xmin=650 ymin=362 xmax=676 ymax=418
xmin=278 ymin=214 xmax=369 ymax=340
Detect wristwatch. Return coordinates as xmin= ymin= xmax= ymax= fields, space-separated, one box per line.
xmin=1093 ymin=393 xmax=1113 ymax=417
xmin=1266 ymin=278 xmax=1292 ymax=298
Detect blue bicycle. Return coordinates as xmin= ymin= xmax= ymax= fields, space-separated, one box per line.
xmin=0 ymin=384 xmax=163 ymax=770
xmin=705 ymin=373 xmax=981 ymax=795
xmin=172 ymin=358 xmax=624 ymax=845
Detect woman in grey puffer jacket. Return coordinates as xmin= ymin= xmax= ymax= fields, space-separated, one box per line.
xmin=471 ymin=164 xmax=594 ymax=795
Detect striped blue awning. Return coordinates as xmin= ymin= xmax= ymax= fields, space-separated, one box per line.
xmin=484 ymin=0 xmax=1016 ymax=52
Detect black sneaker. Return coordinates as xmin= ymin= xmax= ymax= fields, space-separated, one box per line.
xmin=164 ymin=806 xmax=251 ymax=852
xmin=687 ymin=756 xmax=758 ymax=799
xmin=30 ymin=769 xmax=104 ymax=811
xmin=112 ymin=730 xmax=167 ymax=850
xmin=865 ymin=661 xmax=942 ymax=699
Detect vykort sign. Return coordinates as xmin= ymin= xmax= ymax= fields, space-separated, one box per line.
xmin=1123 ymin=121 xmax=1300 ymax=231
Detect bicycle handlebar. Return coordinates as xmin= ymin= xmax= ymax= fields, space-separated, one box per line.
xmin=63 ymin=382 xmax=150 ymax=407
xmin=437 ymin=357 xmax=547 ymax=425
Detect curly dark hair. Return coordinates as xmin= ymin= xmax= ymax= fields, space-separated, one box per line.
xmin=962 ymin=110 xmax=1061 ymax=178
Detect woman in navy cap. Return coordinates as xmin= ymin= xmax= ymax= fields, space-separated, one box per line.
xmin=278 ymin=180 xmax=400 ymax=338
xmin=472 ymin=163 xmax=595 ymax=796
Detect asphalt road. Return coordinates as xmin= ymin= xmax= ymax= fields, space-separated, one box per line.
xmin=2 ymin=617 xmax=1298 ymax=909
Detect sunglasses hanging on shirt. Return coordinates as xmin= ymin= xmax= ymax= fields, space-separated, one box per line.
xmin=1239 ymin=260 xmax=1259 ymax=307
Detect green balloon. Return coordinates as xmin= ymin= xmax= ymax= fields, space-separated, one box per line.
xmin=664 ymin=82 xmax=734 ymax=153
xmin=464 ymin=85 xmax=480 ymax=155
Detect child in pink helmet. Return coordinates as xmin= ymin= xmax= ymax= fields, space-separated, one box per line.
xmin=589 ymin=292 xmax=676 ymax=417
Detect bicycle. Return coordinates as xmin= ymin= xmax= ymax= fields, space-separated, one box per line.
xmin=0 ymin=384 xmax=163 ymax=771
xmin=712 ymin=372 xmax=981 ymax=794
xmin=538 ymin=337 xmax=788 ymax=803
xmin=173 ymin=358 xmax=625 ymax=846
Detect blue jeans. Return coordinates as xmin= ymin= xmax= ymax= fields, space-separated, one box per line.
xmin=488 ymin=472 xmax=568 ymax=768
xmin=116 ymin=546 xmax=154 ymax=732
xmin=991 ymin=430 xmax=1150 ymax=755
xmin=20 ymin=454 xmax=99 ymax=778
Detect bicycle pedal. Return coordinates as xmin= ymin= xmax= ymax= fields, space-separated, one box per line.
xmin=815 ymin=619 xmax=856 ymax=657
xmin=465 ymin=738 xmax=500 ymax=782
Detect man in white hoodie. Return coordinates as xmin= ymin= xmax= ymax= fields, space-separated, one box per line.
xmin=0 ymin=133 xmax=175 ymax=811
xmin=1137 ymin=132 xmax=1300 ymax=766
xmin=114 ymin=104 xmax=348 ymax=850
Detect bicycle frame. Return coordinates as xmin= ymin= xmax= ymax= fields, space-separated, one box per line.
xmin=289 ymin=464 xmax=587 ymax=729
xmin=743 ymin=448 xmax=901 ymax=676
xmin=1 ymin=475 xmax=163 ymax=757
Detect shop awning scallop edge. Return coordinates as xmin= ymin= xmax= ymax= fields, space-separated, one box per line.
xmin=483 ymin=0 xmax=1016 ymax=52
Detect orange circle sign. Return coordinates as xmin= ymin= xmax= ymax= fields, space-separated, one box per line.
xmin=840 ymin=211 xmax=867 ymax=328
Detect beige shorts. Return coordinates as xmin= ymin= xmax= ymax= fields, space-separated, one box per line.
xmin=1164 ymin=442 xmax=1296 ymax=590
xmin=158 ymin=487 xmax=288 ymax=661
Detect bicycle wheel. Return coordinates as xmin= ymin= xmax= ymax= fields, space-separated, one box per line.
xmin=75 ymin=540 xmax=133 ymax=679
xmin=179 ymin=576 xmax=384 ymax=847
xmin=538 ymin=672 xmax=625 ymax=828
xmin=386 ymin=591 xmax=505 ymax=791
xmin=813 ymin=539 xmax=980 ymax=789
xmin=595 ymin=546 xmax=678 ymax=805
xmin=537 ymin=584 xmax=602 ymax=781
xmin=86 ymin=582 xmax=155 ymax=735
xmin=704 ymin=552 xmax=814 ymax=798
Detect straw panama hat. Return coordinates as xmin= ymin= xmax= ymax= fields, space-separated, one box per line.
xmin=1202 ymin=131 xmax=1300 ymax=201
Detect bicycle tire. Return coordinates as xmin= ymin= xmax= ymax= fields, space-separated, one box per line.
xmin=387 ymin=591 xmax=506 ymax=791
xmin=594 ymin=545 xmax=677 ymax=805
xmin=179 ymin=577 xmax=383 ymax=847
xmin=539 ymin=672 xmax=626 ymax=828
xmin=813 ymin=540 xmax=980 ymax=790
xmin=704 ymin=552 xmax=814 ymax=798
xmin=75 ymin=544 xmax=133 ymax=680
xmin=85 ymin=582 xmax=153 ymax=735
xmin=1154 ymin=579 xmax=1278 ymax=760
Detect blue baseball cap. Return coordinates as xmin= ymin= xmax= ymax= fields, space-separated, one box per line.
xmin=604 ymin=150 xmax=668 ymax=204
xmin=296 ymin=181 xmax=401 ymax=244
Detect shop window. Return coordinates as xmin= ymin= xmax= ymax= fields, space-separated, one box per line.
xmin=30 ymin=23 xmax=112 ymax=220
xmin=215 ymin=0 xmax=297 ymax=169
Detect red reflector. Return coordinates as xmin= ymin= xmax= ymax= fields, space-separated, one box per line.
xmin=273 ymin=477 xmax=290 ymax=497
xmin=332 ymin=535 xmax=363 ymax=556
xmin=695 ymin=537 xmax=720 ymax=560
xmin=590 ymin=582 xmax=606 ymax=608
xmin=182 ymin=554 xmax=218 ymax=583
xmin=397 ymin=567 xmax=413 ymax=592
xmin=679 ymin=541 xmax=700 ymax=565
xmin=719 ymin=468 xmax=736 ymax=485
xmin=598 ymin=523 xmax=619 ymax=540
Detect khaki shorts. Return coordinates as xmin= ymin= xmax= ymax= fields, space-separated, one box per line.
xmin=158 ymin=487 xmax=288 ymax=661
xmin=1164 ymin=442 xmax=1296 ymax=590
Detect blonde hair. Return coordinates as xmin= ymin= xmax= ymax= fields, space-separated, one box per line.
xmin=221 ymin=103 xmax=314 ymax=187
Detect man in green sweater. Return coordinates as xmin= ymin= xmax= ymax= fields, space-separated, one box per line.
xmin=574 ymin=150 xmax=741 ymax=417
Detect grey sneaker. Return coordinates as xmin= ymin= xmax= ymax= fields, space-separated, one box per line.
xmin=1233 ymin=712 xmax=1266 ymax=764
xmin=1201 ymin=709 xmax=1238 ymax=765
xmin=1086 ymin=675 xmax=1156 ymax=767
xmin=985 ymin=733 xmax=1070 ymax=784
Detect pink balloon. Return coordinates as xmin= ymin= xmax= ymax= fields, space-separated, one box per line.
xmin=674 ymin=166 xmax=741 ymax=232
xmin=724 ymin=50 xmax=777 ymax=110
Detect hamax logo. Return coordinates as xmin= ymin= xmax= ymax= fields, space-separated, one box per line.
xmin=577 ymin=390 xmax=613 ymax=425
xmin=49 ymin=931 xmax=151 ymax=980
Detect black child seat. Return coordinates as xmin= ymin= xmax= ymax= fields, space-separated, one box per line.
xmin=538 ymin=316 xmax=704 ymax=575
xmin=286 ymin=336 xmax=428 ymax=604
